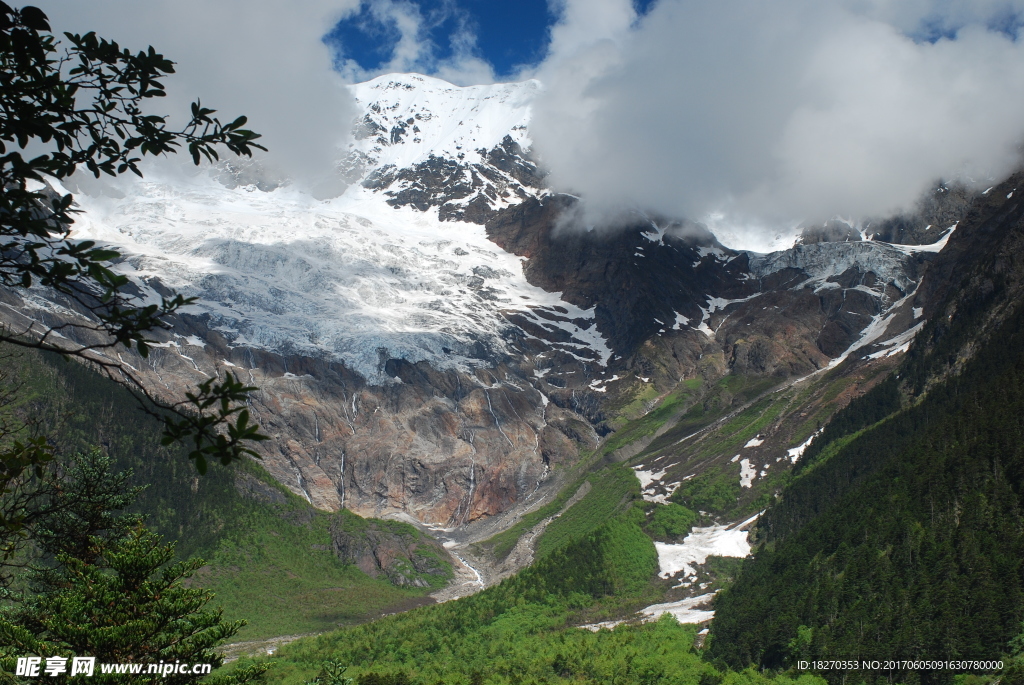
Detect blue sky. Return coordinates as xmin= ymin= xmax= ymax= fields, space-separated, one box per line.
xmin=325 ymin=0 xmax=659 ymax=78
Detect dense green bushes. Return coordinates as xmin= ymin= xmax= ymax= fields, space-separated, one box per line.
xmin=792 ymin=376 xmax=900 ymax=474
xmin=536 ymin=464 xmax=642 ymax=558
xmin=645 ymin=503 xmax=698 ymax=541
xmin=263 ymin=500 xmax=657 ymax=684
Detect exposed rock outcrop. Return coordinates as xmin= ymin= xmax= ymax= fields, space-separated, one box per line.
xmin=329 ymin=513 xmax=452 ymax=587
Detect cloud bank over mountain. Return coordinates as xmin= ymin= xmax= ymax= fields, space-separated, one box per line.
xmin=31 ymin=0 xmax=1024 ymax=241
xmin=527 ymin=0 xmax=1024 ymax=235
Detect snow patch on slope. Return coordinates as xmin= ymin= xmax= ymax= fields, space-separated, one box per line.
xmin=655 ymin=515 xmax=756 ymax=580
xmin=641 ymin=594 xmax=717 ymax=625
xmin=633 ymin=467 xmax=667 ymax=490
xmin=739 ymin=459 xmax=756 ymax=488
xmin=580 ymin=593 xmax=717 ymax=631
xmin=786 ymin=430 xmax=822 ymax=463
xmin=865 ymin=321 xmax=924 ymax=359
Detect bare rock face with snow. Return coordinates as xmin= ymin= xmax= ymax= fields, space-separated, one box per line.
xmin=0 ymin=73 xmax=942 ymax=528
xmin=349 ymin=75 xmax=543 ymax=223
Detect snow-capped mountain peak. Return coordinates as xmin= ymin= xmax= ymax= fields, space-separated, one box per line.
xmin=347 ymin=73 xmax=539 ymax=171
xmin=343 ymin=74 xmax=545 ymax=225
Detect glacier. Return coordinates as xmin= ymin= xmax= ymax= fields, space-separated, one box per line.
xmin=59 ymin=74 xmax=611 ymax=385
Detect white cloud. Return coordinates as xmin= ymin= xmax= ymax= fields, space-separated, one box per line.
xmin=841 ymin=0 xmax=1024 ymax=35
xmin=543 ymin=0 xmax=636 ymax=63
xmin=33 ymin=0 xmax=361 ymax=185
xmin=527 ymin=0 xmax=1024 ymax=245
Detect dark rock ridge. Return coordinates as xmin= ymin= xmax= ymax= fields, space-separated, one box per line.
xmin=799 ymin=181 xmax=977 ymax=246
xmin=487 ymin=195 xmax=751 ymax=357
xmin=362 ymin=135 xmax=544 ymax=224
xmin=798 ymin=219 xmax=862 ymax=245
xmin=486 ymin=195 xmax=929 ymax=374
xmin=909 ymin=170 xmax=1024 ymax=375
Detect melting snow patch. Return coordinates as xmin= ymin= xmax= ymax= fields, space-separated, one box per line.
xmin=865 ymin=322 xmax=924 ymax=360
xmin=825 ymin=285 xmax=921 ymax=369
xmin=640 ymin=593 xmax=717 ymax=625
xmin=886 ymin=224 xmax=957 ymax=255
xmin=739 ymin=459 xmax=756 ymax=488
xmin=813 ymin=281 xmax=841 ymax=294
xmin=633 ymin=467 xmax=667 ymax=490
xmin=642 ymin=223 xmax=666 ymax=244
xmin=887 ymin=341 xmax=912 ymax=356
xmin=588 ymin=374 xmax=620 ymax=393
xmin=706 ymin=294 xmax=761 ymax=314
xmin=692 ymin=294 xmax=761 ymax=338
xmin=786 ymin=430 xmax=822 ymax=463
xmin=644 ymin=481 xmax=682 ymax=505
xmin=580 ymin=620 xmax=624 ymax=632
xmin=913 ymin=307 xmax=923 ymax=319
xmin=696 ymin=246 xmax=727 ymax=260
xmin=744 ymin=437 xmax=764 ymax=448
xmin=655 ymin=521 xmax=754 ymax=579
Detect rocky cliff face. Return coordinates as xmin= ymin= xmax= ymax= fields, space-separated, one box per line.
xmin=0 ymin=73 xmax=943 ymax=533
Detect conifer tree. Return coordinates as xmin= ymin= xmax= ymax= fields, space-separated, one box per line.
xmin=0 ymin=451 xmax=265 ymax=685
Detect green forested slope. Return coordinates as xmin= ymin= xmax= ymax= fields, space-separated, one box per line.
xmin=255 ymin=480 xmax=824 ymax=685
xmin=709 ymin=284 xmax=1024 ymax=681
xmin=1 ymin=346 xmax=443 ymax=640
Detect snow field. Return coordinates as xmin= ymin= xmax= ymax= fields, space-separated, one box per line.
xmin=655 ymin=515 xmax=756 ymax=581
